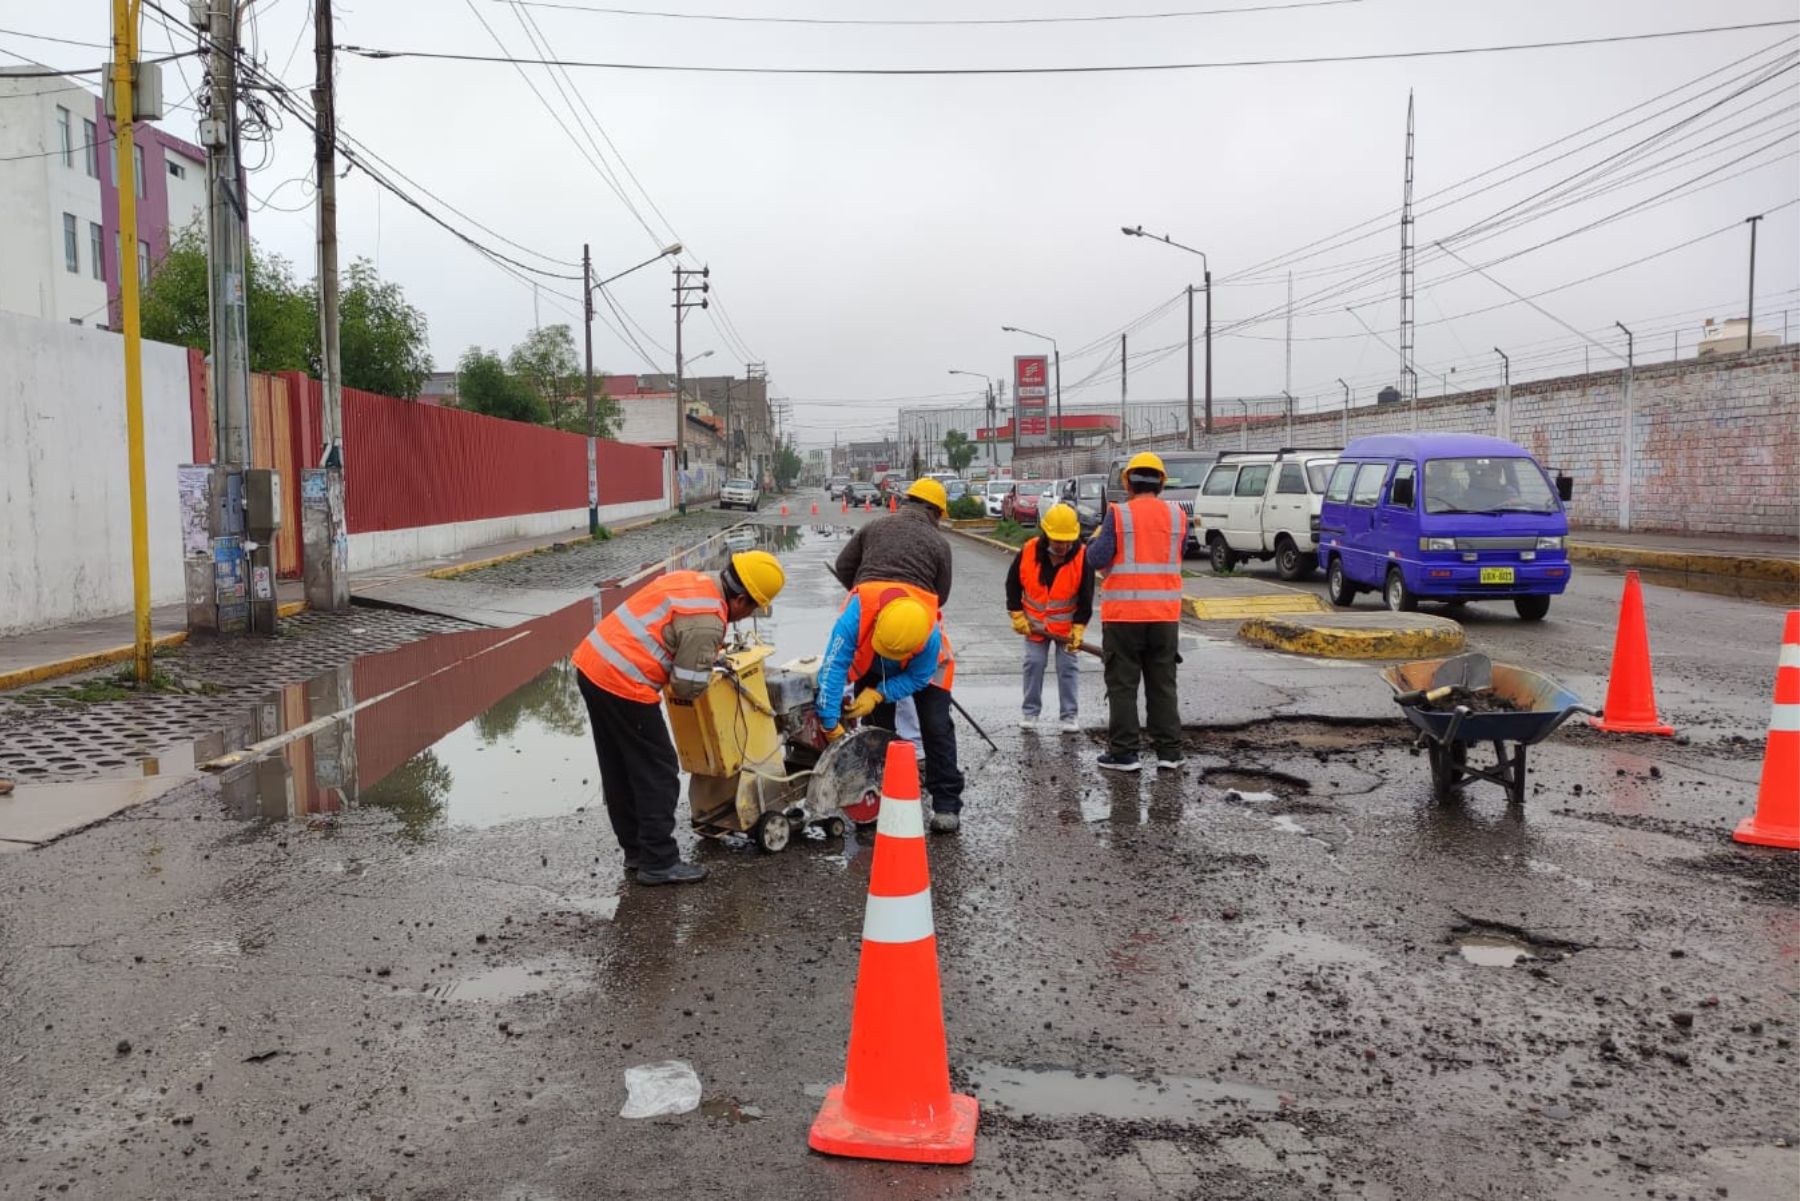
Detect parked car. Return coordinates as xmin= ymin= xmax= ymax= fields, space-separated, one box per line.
xmin=1106 ymin=452 xmax=1219 ymax=555
xmin=1316 ymin=433 xmax=1572 ymax=620
xmin=847 ymin=481 xmax=883 ymax=505
xmin=825 ymin=476 xmax=851 ymax=499
xmin=1070 ymin=474 xmax=1107 ymax=536
xmin=1002 ymin=481 xmax=1041 ymax=525
xmin=719 ymin=477 xmax=762 ymax=512
xmin=982 ymin=479 xmax=1013 ymax=518
xmin=1193 ymin=449 xmax=1338 ymax=580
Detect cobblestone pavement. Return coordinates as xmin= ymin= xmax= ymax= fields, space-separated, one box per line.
xmin=0 ymin=511 xmax=746 ymax=785
xmin=455 ymin=509 xmax=741 ymax=590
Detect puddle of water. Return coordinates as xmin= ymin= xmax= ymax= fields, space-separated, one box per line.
xmin=426 ymin=957 xmax=586 ymax=1002
xmin=1245 ymin=929 xmax=1382 ymax=968
xmin=962 ymin=1061 xmax=1283 ymax=1119
xmin=1226 ymin=789 xmax=1279 ymax=804
xmin=698 ymin=1097 xmax=765 ymax=1123
xmin=1271 ymin=814 xmax=1307 ymax=835
xmin=1456 ymin=934 xmax=1535 ymax=967
xmin=1202 ymin=767 xmax=1311 ymax=796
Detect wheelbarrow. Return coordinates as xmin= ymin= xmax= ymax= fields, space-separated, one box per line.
xmin=1381 ymin=652 xmax=1598 ymax=805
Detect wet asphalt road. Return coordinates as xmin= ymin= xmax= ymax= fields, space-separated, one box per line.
xmin=1 ymin=500 xmax=1795 ymax=1200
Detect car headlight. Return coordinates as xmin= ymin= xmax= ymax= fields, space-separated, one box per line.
xmin=1536 ymin=536 xmax=1564 ymax=550
xmin=1418 ymin=537 xmax=1457 ymax=551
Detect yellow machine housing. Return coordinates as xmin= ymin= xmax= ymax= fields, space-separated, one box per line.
xmin=667 ymin=644 xmax=783 ymax=778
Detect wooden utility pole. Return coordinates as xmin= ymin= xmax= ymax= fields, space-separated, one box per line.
xmin=307 ymin=0 xmax=350 ymax=613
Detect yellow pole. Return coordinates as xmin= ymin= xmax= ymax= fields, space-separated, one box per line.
xmin=113 ymin=0 xmax=152 ymax=682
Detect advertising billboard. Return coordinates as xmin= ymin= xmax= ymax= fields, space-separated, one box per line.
xmin=1013 ymin=354 xmax=1050 ymax=449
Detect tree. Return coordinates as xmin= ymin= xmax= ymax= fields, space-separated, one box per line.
xmin=456 ymin=347 xmax=548 ymax=424
xmin=942 ymin=428 xmax=976 ymax=472
xmin=340 ymin=258 xmax=431 ymax=398
xmin=773 ymin=439 xmax=804 ymax=490
xmin=139 ymin=229 xmax=433 ymax=397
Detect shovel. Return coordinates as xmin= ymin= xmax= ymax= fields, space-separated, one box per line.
xmin=1392 ymin=651 xmax=1494 ymax=708
xmin=1026 ymin=619 xmax=1103 ymax=660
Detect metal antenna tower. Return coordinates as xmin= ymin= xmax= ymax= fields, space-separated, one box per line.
xmin=1399 ymin=91 xmax=1417 ymax=407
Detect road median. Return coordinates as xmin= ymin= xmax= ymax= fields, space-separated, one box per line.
xmin=1237 ymin=610 xmax=1465 ymax=659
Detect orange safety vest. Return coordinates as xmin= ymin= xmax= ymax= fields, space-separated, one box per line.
xmin=846 ymin=580 xmax=955 ymax=691
xmin=1099 ymin=496 xmax=1188 ymax=623
xmin=1019 ymin=537 xmax=1086 ymax=640
xmin=571 ymin=570 xmax=727 ymax=703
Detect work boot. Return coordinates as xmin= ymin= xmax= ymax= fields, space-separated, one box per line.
xmin=622 ymin=854 xmax=641 ymax=873
xmin=1097 ymin=751 xmax=1141 ymax=773
xmin=930 ymin=810 xmax=961 ymax=833
xmin=1058 ymin=717 xmax=1081 ymax=734
xmin=635 ymin=862 xmax=708 ymax=886
xmin=1157 ymin=754 xmax=1187 ymax=771
xmin=1018 ymin=716 xmax=1041 ymax=731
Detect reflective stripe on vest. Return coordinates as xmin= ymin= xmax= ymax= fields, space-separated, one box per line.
xmin=573 ymin=572 xmax=726 ymax=702
xmin=1020 ymin=538 xmax=1085 ymax=638
xmin=847 ymin=581 xmax=942 ymax=683
xmin=1101 ymin=498 xmax=1186 ymax=621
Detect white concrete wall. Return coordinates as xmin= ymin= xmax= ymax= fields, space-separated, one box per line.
xmin=0 ymin=76 xmax=106 ymax=326
xmin=0 ymin=310 xmax=194 ymax=635
xmin=162 ymin=147 xmax=207 ymax=246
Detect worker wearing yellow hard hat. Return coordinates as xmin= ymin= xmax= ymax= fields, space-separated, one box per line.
xmin=571 ymin=548 xmax=787 ymax=885
xmin=1085 ymin=450 xmax=1190 ymax=773
xmin=1007 ymin=502 xmax=1095 ymax=733
xmin=830 ymin=467 xmax=964 ymax=831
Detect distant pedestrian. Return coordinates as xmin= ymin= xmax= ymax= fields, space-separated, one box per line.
xmin=1085 ymin=453 xmax=1189 ymax=773
xmin=1006 ymin=503 xmax=1093 ymax=732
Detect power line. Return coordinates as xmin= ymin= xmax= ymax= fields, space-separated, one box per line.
xmin=341 ymin=20 xmax=1800 ymax=76
xmin=498 ymin=0 xmax=1364 ymax=26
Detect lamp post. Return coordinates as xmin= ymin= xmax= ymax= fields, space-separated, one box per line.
xmin=673 ymin=263 xmax=711 ymax=514
xmin=1337 ymin=377 xmax=1350 ymax=445
xmin=949 ymin=369 xmax=998 ymax=466
xmin=1001 ymin=325 xmax=1062 ymax=471
xmin=583 ymin=240 xmax=681 ymax=534
xmin=1493 ymin=348 xmax=1509 ymax=440
xmin=1123 ymin=224 xmax=1211 ymax=441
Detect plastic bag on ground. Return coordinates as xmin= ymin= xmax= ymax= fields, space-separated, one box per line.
xmin=619 ymin=1060 xmax=702 ymax=1118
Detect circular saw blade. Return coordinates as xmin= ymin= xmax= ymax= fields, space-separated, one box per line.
xmin=806 ymin=727 xmax=897 ymax=825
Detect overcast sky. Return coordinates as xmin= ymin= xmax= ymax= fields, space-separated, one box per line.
xmin=11 ymin=0 xmax=1800 ymax=445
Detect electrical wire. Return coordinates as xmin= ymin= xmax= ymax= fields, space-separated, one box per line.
xmin=500 ymin=0 xmax=1364 ymax=25
xmin=341 ymin=20 xmax=1800 ymax=76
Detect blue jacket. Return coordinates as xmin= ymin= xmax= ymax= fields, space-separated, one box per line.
xmin=816 ymin=594 xmax=944 ymax=730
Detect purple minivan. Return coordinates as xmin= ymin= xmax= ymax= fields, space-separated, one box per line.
xmin=1316 ymin=433 xmax=1573 ymax=621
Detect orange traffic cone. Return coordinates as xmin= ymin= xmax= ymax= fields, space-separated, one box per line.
xmin=811 ymin=501 xmax=819 ymax=515
xmin=841 ymin=499 xmax=849 ymax=514
xmin=888 ymin=495 xmax=897 ymax=513
xmin=1589 ymin=571 xmax=1675 ymax=736
xmin=780 ymin=502 xmax=789 ymax=516
xmin=1734 ymin=610 xmax=1800 ymax=850
xmin=809 ymin=741 xmax=978 ymax=1164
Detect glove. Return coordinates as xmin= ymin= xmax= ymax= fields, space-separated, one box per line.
xmin=1065 ymin=624 xmax=1085 ymax=654
xmin=822 ymin=723 xmax=845 ymax=744
xmin=1009 ymin=611 xmax=1031 ymax=637
xmin=845 ymin=688 xmax=882 ymax=720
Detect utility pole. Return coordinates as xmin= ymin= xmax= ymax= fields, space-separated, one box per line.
xmin=1398 ymin=91 xmax=1417 ymax=407
xmin=203 ymin=0 xmax=251 ymax=470
xmin=1336 ymin=378 xmax=1350 ymax=446
xmin=1745 ymin=214 xmax=1763 ymax=352
xmin=111 ymin=0 xmax=151 ymax=680
xmin=1284 ymin=271 xmax=1294 ymax=401
xmin=1204 ymin=267 xmax=1213 ymax=436
xmin=673 ymin=264 xmax=710 ymax=514
xmin=1184 ymin=284 xmax=1194 ymax=449
xmin=1617 ymin=321 xmax=1634 ymax=532
xmin=1493 ymin=347 xmax=1510 ymax=441
xmin=1282 ymin=391 xmax=1293 ymax=447
xmin=305 ymin=0 xmax=349 ymax=614
xmin=723 ymin=377 xmax=733 ymax=477
xmin=1120 ymin=333 xmax=1128 ymax=450
xmin=582 ymin=244 xmax=600 ymax=534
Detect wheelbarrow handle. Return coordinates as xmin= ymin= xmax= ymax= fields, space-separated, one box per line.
xmin=1393 ymin=684 xmax=1457 ymax=708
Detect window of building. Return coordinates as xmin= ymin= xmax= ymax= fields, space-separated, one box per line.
xmin=168 ymin=160 xmax=186 ymax=180
xmin=56 ymin=106 xmax=72 ymax=166
xmin=62 ymin=213 xmax=78 ymax=273
xmin=89 ymin=222 xmax=104 ymax=281
xmin=137 ymin=240 xmax=150 ymax=286
xmin=83 ymin=119 xmax=98 ymax=176
xmin=133 ymin=144 xmax=145 ymax=198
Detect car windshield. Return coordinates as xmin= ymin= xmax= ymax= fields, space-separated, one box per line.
xmin=1160 ymin=457 xmax=1212 ymax=488
xmin=726 ymin=479 xmax=754 ymax=489
xmin=1423 ymin=457 xmax=1558 ymax=514
xmin=1078 ymin=479 xmax=1104 ymax=499
xmin=1039 ymin=483 xmax=1059 ymax=499
xmin=987 ymin=481 xmax=1011 ymax=496
xmin=1306 ymin=461 xmax=1334 ymax=492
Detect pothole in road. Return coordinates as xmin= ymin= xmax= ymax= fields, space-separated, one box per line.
xmin=425 ymin=957 xmax=588 ymax=1002
xmin=1455 ymin=934 xmax=1539 ymax=967
xmin=959 ymin=1062 xmax=1284 ymax=1120
xmin=1186 ymin=716 xmax=1407 ymax=754
xmin=1201 ymin=767 xmax=1313 ymax=798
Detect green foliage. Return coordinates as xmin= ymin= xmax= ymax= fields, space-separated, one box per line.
xmin=942 ymin=429 xmax=976 ymax=472
xmin=508 ymin=324 xmax=582 ymax=431
xmin=991 ymin=518 xmax=1033 ymax=547
xmin=947 ymin=496 xmax=987 ymax=520
xmin=139 ymin=228 xmax=433 ymax=396
xmin=456 ymin=347 xmax=549 ymax=424
xmin=773 ymin=439 xmax=804 ymax=490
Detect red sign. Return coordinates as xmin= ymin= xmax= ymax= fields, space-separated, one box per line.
xmin=1013 ymin=354 xmax=1051 ymax=449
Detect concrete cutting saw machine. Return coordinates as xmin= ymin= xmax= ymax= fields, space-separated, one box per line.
xmin=666 ymin=638 xmax=893 ymax=853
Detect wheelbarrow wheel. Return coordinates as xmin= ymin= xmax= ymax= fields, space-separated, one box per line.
xmin=1429 ymin=742 xmax=1467 ymax=803
xmin=754 ymin=812 xmax=791 ymax=853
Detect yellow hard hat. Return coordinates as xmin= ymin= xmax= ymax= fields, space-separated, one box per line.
xmin=1125 ymin=451 xmax=1167 ymax=482
xmin=904 ymin=477 xmax=949 ymax=513
xmin=729 ymin=550 xmax=786 ymax=607
xmin=1040 ymin=503 xmax=1081 ymax=542
xmin=871 ymin=597 xmax=932 ymax=661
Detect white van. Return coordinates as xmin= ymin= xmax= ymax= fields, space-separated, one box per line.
xmin=1193 ymin=449 xmax=1339 ymax=580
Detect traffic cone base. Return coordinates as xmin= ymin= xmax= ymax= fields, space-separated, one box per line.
xmin=1732 ymin=612 xmax=1800 ymax=850
xmin=1590 ymin=570 xmax=1676 ymax=736
xmin=809 ymin=1086 xmax=978 ymax=1165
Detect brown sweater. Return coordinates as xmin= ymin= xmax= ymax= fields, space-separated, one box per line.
xmin=832 ymin=505 xmax=954 ymax=604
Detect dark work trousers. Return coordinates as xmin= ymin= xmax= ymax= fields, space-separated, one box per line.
xmin=864 ymin=675 xmax=966 ymax=814
xmin=1101 ymin=621 xmax=1183 ymax=759
xmin=577 ymin=671 xmax=682 ymax=871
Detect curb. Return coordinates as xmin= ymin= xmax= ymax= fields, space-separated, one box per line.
xmin=0 ymin=597 xmax=311 ymax=693
xmin=1237 ymin=612 xmax=1465 ymax=660
xmin=944 ymin=526 xmax=1029 ymax=556
xmin=422 ymin=512 xmax=687 ymax=580
xmin=1185 ymin=594 xmax=1330 ymax=621
xmin=1567 ymin=541 xmax=1797 ymax=585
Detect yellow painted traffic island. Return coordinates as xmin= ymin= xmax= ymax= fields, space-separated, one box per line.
xmin=1237 ymin=610 xmax=1465 ymax=660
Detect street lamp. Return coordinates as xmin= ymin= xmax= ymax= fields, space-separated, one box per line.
xmin=1123 ymin=224 xmax=1211 ymax=442
xmin=1337 ymin=377 xmax=1350 ymax=445
xmin=949 ymin=369 xmax=999 ymax=466
xmin=1001 ymin=325 xmax=1062 ymax=467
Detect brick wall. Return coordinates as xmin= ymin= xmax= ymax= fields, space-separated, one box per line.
xmin=1188 ymin=345 xmax=1799 ymax=538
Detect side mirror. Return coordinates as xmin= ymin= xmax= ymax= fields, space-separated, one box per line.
xmin=1390 ymin=477 xmax=1414 ymax=508
xmin=1556 ymin=474 xmax=1573 ymax=502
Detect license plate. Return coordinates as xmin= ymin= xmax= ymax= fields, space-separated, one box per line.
xmin=1479 ymin=567 xmax=1515 ymax=585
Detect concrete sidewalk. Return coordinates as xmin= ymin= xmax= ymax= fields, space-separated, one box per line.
xmin=0 ymin=517 xmax=667 ymax=692
xmin=1568 ymin=528 xmax=1797 ymax=582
